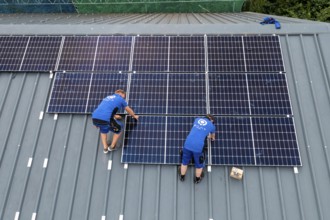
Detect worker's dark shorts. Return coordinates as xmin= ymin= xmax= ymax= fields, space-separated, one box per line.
xmin=182 ymin=148 xmax=204 ymax=168
xmin=92 ymin=118 xmax=123 ymax=134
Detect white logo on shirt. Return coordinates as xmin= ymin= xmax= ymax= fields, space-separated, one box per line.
xmin=198 ymin=119 xmax=207 ymax=126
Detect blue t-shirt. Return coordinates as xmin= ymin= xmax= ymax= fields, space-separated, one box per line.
xmin=184 ymin=118 xmax=215 ymax=153
xmin=92 ymin=94 xmax=128 ymax=122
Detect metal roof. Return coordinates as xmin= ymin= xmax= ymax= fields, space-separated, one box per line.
xmin=0 ymin=12 xmax=330 ymax=220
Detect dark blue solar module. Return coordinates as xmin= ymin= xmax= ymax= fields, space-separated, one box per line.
xmin=252 ymin=117 xmax=301 ymax=166
xmin=47 ymin=72 xmax=92 ymax=113
xmin=243 ymin=35 xmax=285 ymax=73
xmin=132 ymin=36 xmax=169 ymax=72
xmin=86 ymin=73 xmax=128 ymax=113
xmin=207 ymin=36 xmax=245 ymax=72
xmin=21 ymin=36 xmax=62 ymax=71
xmin=122 ymin=116 xmax=166 ymax=164
xmin=0 ymin=36 xmax=29 ymax=71
xmin=167 ymin=73 xmax=207 ymax=114
xmin=169 ymin=36 xmax=205 ymax=72
xmin=57 ymin=36 xmax=98 ymax=71
xmin=247 ymin=74 xmax=292 ymax=115
xmin=93 ymin=36 xmax=132 ymax=72
xmin=211 ymin=117 xmax=255 ymax=165
xmin=128 ymin=73 xmax=168 ymax=114
xmin=209 ymin=74 xmax=250 ymax=115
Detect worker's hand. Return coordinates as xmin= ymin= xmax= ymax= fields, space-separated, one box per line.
xmin=133 ymin=115 xmax=139 ymax=120
xmin=114 ymin=114 xmax=122 ymax=120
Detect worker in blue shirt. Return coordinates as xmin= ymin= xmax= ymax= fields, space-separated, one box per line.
xmin=92 ymin=89 xmax=139 ymax=154
xmin=179 ymin=114 xmax=215 ymax=183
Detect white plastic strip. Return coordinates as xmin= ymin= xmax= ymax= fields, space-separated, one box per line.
xmin=124 ymin=164 xmax=128 ymax=169
xmin=14 ymin=212 xmax=20 ymax=220
xmin=43 ymin=158 xmax=48 ymax=168
xmin=294 ymin=167 xmax=299 ymax=174
xmin=54 ymin=114 xmax=58 ymax=120
xmin=108 ymin=160 xmax=112 ymax=170
xmin=207 ymin=166 xmax=212 ymax=172
xmin=31 ymin=212 xmax=37 ymax=220
xmin=101 ymin=216 xmax=106 ymax=220
xmin=49 ymin=71 xmax=53 ymax=79
xmin=39 ymin=111 xmax=44 ymax=120
xmin=119 ymin=214 xmax=124 ymax=220
xmin=27 ymin=158 xmax=33 ymax=167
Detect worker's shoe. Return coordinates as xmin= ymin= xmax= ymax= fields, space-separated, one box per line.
xmin=194 ymin=172 xmax=204 ymax=184
xmin=178 ymin=167 xmax=185 ymax=182
xmin=108 ymin=145 xmax=117 ymax=152
xmin=103 ymin=148 xmax=109 ymax=154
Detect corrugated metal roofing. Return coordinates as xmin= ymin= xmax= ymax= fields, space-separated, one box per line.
xmin=0 ymin=12 xmax=330 ymax=220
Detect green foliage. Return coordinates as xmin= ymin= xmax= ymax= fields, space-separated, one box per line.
xmin=244 ymin=0 xmax=330 ymax=22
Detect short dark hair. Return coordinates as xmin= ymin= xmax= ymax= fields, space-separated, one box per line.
xmin=206 ymin=114 xmax=215 ymax=122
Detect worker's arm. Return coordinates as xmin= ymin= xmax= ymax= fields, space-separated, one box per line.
xmin=208 ymin=133 xmax=215 ymax=141
xmin=125 ymin=106 xmax=139 ymax=120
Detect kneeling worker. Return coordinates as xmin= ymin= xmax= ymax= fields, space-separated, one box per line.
xmin=179 ymin=114 xmax=215 ymax=183
xmin=92 ymin=89 xmax=139 ymax=154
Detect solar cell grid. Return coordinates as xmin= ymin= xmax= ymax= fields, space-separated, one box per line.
xmin=167 ymin=73 xmax=207 ymax=114
xmin=94 ymin=36 xmax=132 ymax=72
xmin=244 ymin=35 xmax=285 ymax=72
xmin=122 ymin=116 xmax=166 ymax=164
xmin=47 ymin=72 xmax=92 ymax=113
xmin=169 ymin=36 xmax=205 ymax=72
xmin=207 ymin=36 xmax=245 ymax=72
xmin=247 ymin=74 xmax=292 ymax=115
xmin=57 ymin=36 xmax=98 ymax=71
xmin=21 ymin=36 xmax=62 ymax=71
xmin=209 ymin=74 xmax=250 ymax=115
xmin=86 ymin=73 xmax=128 ymax=113
xmin=252 ymin=117 xmax=301 ymax=166
xmin=211 ymin=117 xmax=255 ymax=165
xmin=128 ymin=73 xmax=168 ymax=114
xmin=132 ymin=36 xmax=169 ymax=72
xmin=0 ymin=36 xmax=29 ymax=71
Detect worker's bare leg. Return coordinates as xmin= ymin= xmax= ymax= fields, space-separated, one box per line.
xmin=110 ymin=132 xmax=122 ymax=149
xmin=195 ymin=168 xmax=203 ymax=178
xmin=100 ymin=133 xmax=108 ymax=151
xmin=180 ymin=164 xmax=188 ymax=175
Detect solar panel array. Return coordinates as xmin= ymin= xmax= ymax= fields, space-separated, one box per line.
xmin=0 ymin=35 xmax=285 ymax=73
xmin=2 ymin=34 xmax=299 ymax=166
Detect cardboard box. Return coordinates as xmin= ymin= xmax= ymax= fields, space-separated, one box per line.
xmin=230 ymin=167 xmax=243 ymax=180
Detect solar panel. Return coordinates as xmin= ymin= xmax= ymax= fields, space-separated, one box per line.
xmin=211 ymin=117 xmax=255 ymax=165
xmin=209 ymin=74 xmax=250 ymax=115
xmin=169 ymin=36 xmax=205 ymax=72
xmin=122 ymin=116 xmax=166 ymax=164
xmin=248 ymin=74 xmax=292 ymax=115
xmin=86 ymin=73 xmax=128 ymax=113
xmin=20 ymin=36 xmax=62 ymax=71
xmin=47 ymin=72 xmax=92 ymax=113
xmin=132 ymin=36 xmax=169 ymax=72
xmin=167 ymin=73 xmax=207 ymax=114
xmin=128 ymin=73 xmax=168 ymax=114
xmin=57 ymin=36 xmax=98 ymax=71
xmin=252 ymin=117 xmax=301 ymax=166
xmin=0 ymin=36 xmax=29 ymax=71
xmin=244 ymin=35 xmax=285 ymax=72
xmin=93 ymin=36 xmax=132 ymax=72
xmin=122 ymin=115 xmax=209 ymax=165
xmin=207 ymin=36 xmax=245 ymax=72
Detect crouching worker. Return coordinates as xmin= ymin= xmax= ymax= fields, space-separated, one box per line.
xmin=92 ymin=89 xmax=139 ymax=154
xmin=179 ymin=114 xmax=215 ymax=183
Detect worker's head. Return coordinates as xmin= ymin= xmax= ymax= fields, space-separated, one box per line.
xmin=115 ymin=89 xmax=126 ymax=99
xmin=206 ymin=114 xmax=215 ymax=123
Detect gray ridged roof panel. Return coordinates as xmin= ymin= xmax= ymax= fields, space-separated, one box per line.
xmin=0 ymin=13 xmax=330 ymax=220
